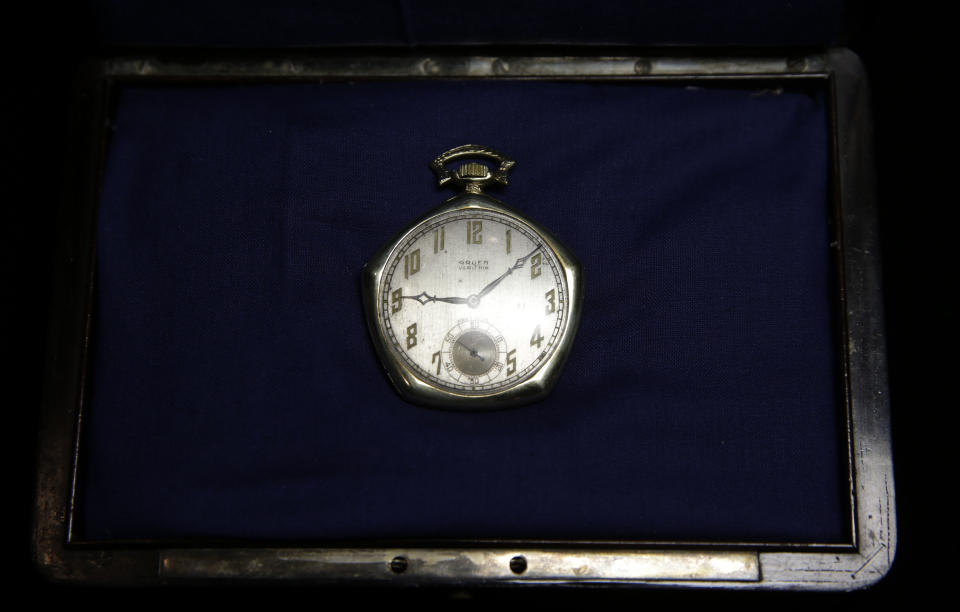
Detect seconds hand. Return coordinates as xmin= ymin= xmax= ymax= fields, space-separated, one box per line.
xmin=455 ymin=338 xmax=485 ymax=361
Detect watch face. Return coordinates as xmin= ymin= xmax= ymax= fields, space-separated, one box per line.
xmin=377 ymin=207 xmax=569 ymax=396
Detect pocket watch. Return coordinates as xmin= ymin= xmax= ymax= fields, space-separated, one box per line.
xmin=362 ymin=145 xmax=582 ymax=409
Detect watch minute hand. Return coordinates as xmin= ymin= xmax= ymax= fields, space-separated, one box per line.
xmin=477 ymin=246 xmax=541 ymax=298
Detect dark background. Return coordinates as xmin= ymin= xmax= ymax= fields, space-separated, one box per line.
xmin=7 ymin=0 xmax=933 ymax=603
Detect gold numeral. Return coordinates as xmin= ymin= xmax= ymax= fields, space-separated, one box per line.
xmin=433 ymin=227 xmax=445 ymax=253
xmin=506 ymin=349 xmax=517 ymax=376
xmin=432 ymin=350 xmax=442 ymax=375
xmin=466 ymin=220 xmax=482 ymax=244
xmin=391 ymin=288 xmax=403 ymax=314
xmin=406 ymin=323 xmax=418 ymax=349
xmin=506 ymin=229 xmax=511 ymax=254
xmin=404 ymin=248 xmax=421 ymax=278
xmin=545 ymin=288 xmax=556 ymax=314
xmin=530 ymin=253 xmax=542 ymax=279
xmin=530 ymin=325 xmax=543 ymax=349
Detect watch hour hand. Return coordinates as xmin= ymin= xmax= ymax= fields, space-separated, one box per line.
xmin=402 ymin=291 xmax=469 ymax=305
xmin=477 ymin=246 xmax=541 ymax=299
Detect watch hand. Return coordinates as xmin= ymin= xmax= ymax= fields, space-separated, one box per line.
xmin=477 ymin=246 xmax=542 ymax=299
xmin=402 ymin=291 xmax=469 ymax=305
xmin=455 ymin=338 xmax=485 ymax=361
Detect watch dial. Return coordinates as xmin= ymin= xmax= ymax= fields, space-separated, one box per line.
xmin=379 ymin=208 xmax=568 ymax=395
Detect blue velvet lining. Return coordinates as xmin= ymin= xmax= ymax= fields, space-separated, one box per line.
xmin=82 ymin=80 xmax=845 ymax=542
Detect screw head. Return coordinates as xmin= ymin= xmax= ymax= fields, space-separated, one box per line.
xmin=509 ymin=555 xmax=527 ymax=574
xmin=390 ymin=556 xmax=408 ymax=574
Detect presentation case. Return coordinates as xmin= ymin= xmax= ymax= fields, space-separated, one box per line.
xmin=32 ymin=49 xmax=894 ymax=590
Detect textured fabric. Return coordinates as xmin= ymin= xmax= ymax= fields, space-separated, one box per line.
xmin=82 ymin=81 xmax=845 ymax=542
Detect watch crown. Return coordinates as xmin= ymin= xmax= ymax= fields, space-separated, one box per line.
xmin=457 ymin=162 xmax=491 ymax=180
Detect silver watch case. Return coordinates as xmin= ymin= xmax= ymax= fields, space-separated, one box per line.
xmin=362 ymin=191 xmax=583 ymax=409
